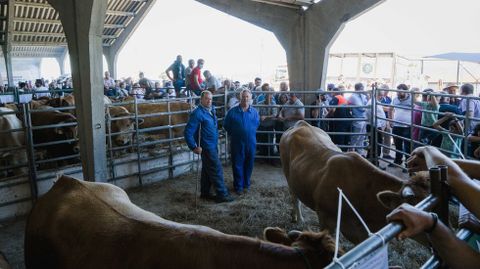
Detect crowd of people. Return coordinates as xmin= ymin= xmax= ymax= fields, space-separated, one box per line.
xmin=98 ymin=54 xmax=480 ymax=174
xmin=0 ymin=78 xmax=72 ymax=99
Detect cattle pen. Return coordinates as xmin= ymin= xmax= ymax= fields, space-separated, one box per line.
xmin=0 ymin=87 xmax=478 ymax=268
xmin=0 ymin=92 xmax=229 ymax=221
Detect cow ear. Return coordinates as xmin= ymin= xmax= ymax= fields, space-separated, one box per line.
xmin=263 ymin=227 xmax=293 ymax=246
xmin=377 ymin=191 xmax=403 ymax=210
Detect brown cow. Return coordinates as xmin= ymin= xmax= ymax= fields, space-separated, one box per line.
xmin=280 ymin=121 xmax=430 ymax=244
xmin=30 ymin=108 xmax=79 ymax=165
xmin=122 ymin=99 xmax=191 ymax=139
xmin=106 ymin=106 xmax=142 ymax=147
xmin=0 ymin=107 xmax=27 ymax=176
xmin=25 ymin=175 xmax=339 ymax=269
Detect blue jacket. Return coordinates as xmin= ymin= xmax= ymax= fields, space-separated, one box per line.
xmin=223 ymin=105 xmax=260 ymax=144
xmin=184 ymin=105 xmax=219 ymax=150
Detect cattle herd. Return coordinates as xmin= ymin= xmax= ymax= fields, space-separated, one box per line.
xmin=17 ymin=120 xmax=436 ymax=268
xmin=0 ymin=94 xmax=193 ymax=178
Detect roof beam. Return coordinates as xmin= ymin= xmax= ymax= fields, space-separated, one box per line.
xmin=15 ymin=1 xmax=135 ymax=16
xmin=4 ymin=41 xmax=110 ymax=47
xmin=105 ymin=0 xmax=156 ymax=55
xmin=12 ymin=31 xmax=117 ymax=39
xmin=13 ymin=17 xmax=125 ymax=29
xmin=251 ymin=0 xmax=301 ymax=9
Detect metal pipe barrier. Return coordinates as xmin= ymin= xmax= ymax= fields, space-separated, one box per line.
xmin=373 ymin=88 xmax=480 ymax=169
xmin=251 ymin=89 xmax=374 ymax=161
xmin=325 ymin=166 xmax=448 ymax=269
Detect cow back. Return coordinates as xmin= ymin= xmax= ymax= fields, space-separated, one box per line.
xmin=0 ymin=108 xmax=24 ymax=150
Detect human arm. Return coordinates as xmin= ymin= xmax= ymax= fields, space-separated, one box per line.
xmin=387 ymin=204 xmax=480 ymax=269
xmin=467 ymin=134 xmax=480 ymax=143
xmin=474 ymin=147 xmax=480 ymax=159
xmin=183 ymin=111 xmax=202 ymax=154
xmin=284 ymin=106 xmax=305 ymax=121
xmin=194 ymin=73 xmax=201 ymax=90
xmin=223 ymin=109 xmax=232 ymax=134
xmin=165 ymin=64 xmax=174 ymax=81
xmin=407 ymin=146 xmax=480 ymax=218
xmin=432 ymin=112 xmax=454 ymax=131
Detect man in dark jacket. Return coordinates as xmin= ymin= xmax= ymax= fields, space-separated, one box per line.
xmin=184 ymin=91 xmax=233 ymax=203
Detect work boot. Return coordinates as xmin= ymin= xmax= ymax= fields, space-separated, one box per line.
xmin=215 ymin=195 xmax=234 ymax=203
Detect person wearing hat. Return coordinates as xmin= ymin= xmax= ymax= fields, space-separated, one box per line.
xmin=444 ymin=84 xmax=460 ymax=106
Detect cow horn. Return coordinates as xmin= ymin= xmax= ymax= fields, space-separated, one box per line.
xmin=287 ymin=230 xmax=302 ymax=241
xmin=401 ymin=186 xmax=415 ymax=198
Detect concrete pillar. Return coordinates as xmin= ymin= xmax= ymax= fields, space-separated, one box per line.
xmin=47 ymin=0 xmax=108 ymax=182
xmin=195 ymin=0 xmax=384 ymax=104
xmin=3 ymin=0 xmax=14 ymax=87
xmin=2 ymin=45 xmax=13 ymax=87
xmin=56 ymin=49 xmax=68 ymax=76
xmin=34 ymin=58 xmax=42 ymax=79
xmin=103 ymin=47 xmax=118 ymax=79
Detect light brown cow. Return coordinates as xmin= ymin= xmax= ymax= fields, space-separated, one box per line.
xmin=106 ymin=106 xmax=141 ymax=147
xmin=0 ymin=107 xmax=27 ymax=176
xmin=122 ymin=99 xmax=191 ymax=139
xmin=25 ymin=175 xmax=338 ymax=269
xmin=280 ymin=121 xmax=430 ymax=244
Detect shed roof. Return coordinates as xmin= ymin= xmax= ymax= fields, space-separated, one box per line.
xmin=0 ymin=0 xmax=155 ymax=59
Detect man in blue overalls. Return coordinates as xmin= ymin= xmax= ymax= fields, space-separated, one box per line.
xmin=184 ymin=91 xmax=234 ymax=203
xmin=224 ymin=89 xmax=260 ymax=195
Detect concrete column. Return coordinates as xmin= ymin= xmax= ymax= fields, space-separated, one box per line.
xmin=103 ymin=47 xmax=118 ymax=79
xmin=48 ymin=0 xmax=108 ymax=182
xmin=56 ymin=49 xmax=68 ymax=76
xmin=34 ymin=58 xmax=42 ymax=79
xmin=3 ymin=0 xmax=14 ymax=87
xmin=1 ymin=45 xmax=13 ymax=87
xmin=195 ymin=0 xmax=384 ymax=104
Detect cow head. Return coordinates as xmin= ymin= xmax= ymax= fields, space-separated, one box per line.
xmin=62 ymin=95 xmax=75 ymax=107
xmin=54 ymin=114 xmax=79 ymax=153
xmin=263 ymin=227 xmax=341 ymax=268
xmin=108 ymin=106 xmax=143 ymax=146
xmin=377 ymin=172 xmax=430 ymax=210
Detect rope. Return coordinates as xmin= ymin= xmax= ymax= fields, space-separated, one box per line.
xmin=333 ymin=188 xmax=343 ymax=260
xmin=447 ymin=133 xmax=465 ymax=159
xmin=338 ymin=188 xmax=373 ymax=236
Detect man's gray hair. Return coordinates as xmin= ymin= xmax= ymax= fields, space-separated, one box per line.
xmin=240 ymin=88 xmax=252 ymax=96
xmin=200 ymin=90 xmax=212 ymax=98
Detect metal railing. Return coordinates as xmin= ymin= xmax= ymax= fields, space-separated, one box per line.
xmin=326 ymin=166 xmax=450 ymax=269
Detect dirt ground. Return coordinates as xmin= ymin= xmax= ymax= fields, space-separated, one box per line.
xmin=0 ymin=162 xmax=433 ymax=269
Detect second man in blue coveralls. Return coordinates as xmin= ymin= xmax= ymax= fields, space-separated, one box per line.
xmin=184 ymin=91 xmax=234 ymax=203
xmin=224 ymin=89 xmax=260 ymax=195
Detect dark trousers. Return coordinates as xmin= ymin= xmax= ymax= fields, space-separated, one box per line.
xmin=331 ymin=121 xmax=352 ymax=152
xmin=257 ymin=125 xmax=275 ymax=157
xmin=275 ymin=121 xmax=284 ymax=153
xmin=231 ymin=142 xmax=256 ymax=192
xmin=392 ymin=126 xmax=411 ymax=163
xmin=201 ymin=148 xmax=228 ymax=197
xmin=366 ymin=125 xmax=384 ymax=159
xmin=420 ymin=127 xmax=439 ymax=146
